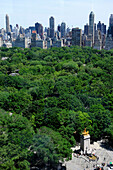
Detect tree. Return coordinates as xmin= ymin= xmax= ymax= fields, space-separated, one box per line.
xmin=89 ymin=104 xmax=111 ymax=140
xmin=36 ymin=127 xmax=72 ymax=160
xmin=104 ymin=124 xmax=113 ymax=146
xmin=30 ymin=133 xmax=58 ymax=168
xmin=0 ymin=111 xmax=34 ymax=169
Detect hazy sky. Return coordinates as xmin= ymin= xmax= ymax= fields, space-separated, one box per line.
xmin=0 ymin=0 xmax=113 ymax=30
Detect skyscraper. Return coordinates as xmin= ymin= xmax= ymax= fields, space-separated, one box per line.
xmin=72 ymin=28 xmax=82 ymax=46
xmin=108 ymin=14 xmax=113 ymax=38
xmin=6 ymin=14 xmax=11 ymax=33
xmin=84 ymin=24 xmax=89 ymax=35
xmin=89 ymin=11 xmax=95 ymax=43
xmin=49 ymin=16 xmax=55 ymax=38
xmin=97 ymin=21 xmax=101 ymax=31
xmin=94 ymin=30 xmax=102 ymax=50
xmin=19 ymin=26 xmax=24 ymax=34
xmin=35 ymin=22 xmax=43 ymax=39
xmin=47 ymin=28 xmax=50 ymax=37
xmin=10 ymin=25 xmax=13 ymax=32
xmin=109 ymin=14 xmax=113 ymax=27
xmin=97 ymin=22 xmax=106 ymax=35
xmin=61 ymin=22 xmax=66 ymax=38
xmin=94 ymin=23 xmax=96 ymax=34
xmin=29 ymin=26 xmax=36 ymax=34
xmin=57 ymin=25 xmax=61 ymax=32
xmin=101 ymin=23 xmax=106 ymax=34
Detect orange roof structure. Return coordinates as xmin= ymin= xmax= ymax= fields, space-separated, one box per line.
xmin=32 ymin=30 xmax=36 ymax=34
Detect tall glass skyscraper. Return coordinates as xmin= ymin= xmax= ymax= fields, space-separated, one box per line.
xmin=109 ymin=14 xmax=113 ymax=27
xmin=61 ymin=22 xmax=66 ymax=38
xmin=6 ymin=14 xmax=10 ymax=33
xmin=84 ymin=24 xmax=89 ymax=35
xmin=35 ymin=22 xmax=43 ymax=39
xmin=49 ymin=16 xmax=55 ymax=38
xmin=108 ymin=14 xmax=113 ymax=37
xmin=89 ymin=11 xmax=95 ymax=43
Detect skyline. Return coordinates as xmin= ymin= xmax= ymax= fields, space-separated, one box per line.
xmin=0 ymin=0 xmax=113 ymax=29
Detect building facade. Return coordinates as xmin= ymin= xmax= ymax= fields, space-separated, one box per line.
xmin=61 ymin=22 xmax=66 ymax=38
xmin=108 ymin=14 xmax=113 ymax=38
xmin=6 ymin=14 xmax=11 ymax=33
xmin=84 ymin=24 xmax=89 ymax=35
xmin=89 ymin=11 xmax=95 ymax=44
xmin=101 ymin=23 xmax=106 ymax=35
xmin=72 ymin=28 xmax=82 ymax=46
xmin=109 ymin=14 xmax=113 ymax=27
xmin=97 ymin=21 xmax=101 ymax=31
xmin=49 ymin=16 xmax=55 ymax=38
xmin=35 ymin=22 xmax=43 ymax=39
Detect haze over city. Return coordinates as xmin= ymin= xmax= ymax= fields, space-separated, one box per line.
xmin=0 ymin=0 xmax=113 ymax=29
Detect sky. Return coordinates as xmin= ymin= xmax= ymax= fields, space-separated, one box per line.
xmin=0 ymin=0 xmax=113 ymax=30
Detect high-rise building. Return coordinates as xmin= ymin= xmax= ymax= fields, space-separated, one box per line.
xmin=44 ymin=27 xmax=47 ymax=33
xmin=67 ymin=27 xmax=70 ymax=34
xmin=61 ymin=22 xmax=66 ymax=38
xmin=84 ymin=24 xmax=89 ymax=35
xmin=47 ymin=28 xmax=50 ymax=37
xmin=94 ymin=30 xmax=102 ymax=50
xmin=49 ymin=16 xmax=55 ymax=38
xmin=89 ymin=11 xmax=95 ymax=43
xmin=108 ymin=26 xmax=113 ymax=37
xmin=15 ymin=24 xmax=19 ymax=29
xmin=12 ymin=37 xmax=28 ymax=48
xmin=108 ymin=14 xmax=113 ymax=38
xmin=35 ymin=22 xmax=43 ymax=39
xmin=94 ymin=23 xmax=96 ymax=34
xmin=6 ymin=14 xmax=11 ymax=33
xmin=101 ymin=23 xmax=106 ymax=34
xmin=105 ymin=36 xmax=113 ymax=50
xmin=72 ymin=28 xmax=82 ymax=46
xmin=97 ymin=21 xmax=106 ymax=35
xmin=19 ymin=26 xmax=24 ymax=34
xmin=97 ymin=21 xmax=101 ymax=31
xmin=109 ymin=14 xmax=113 ymax=27
xmin=29 ymin=26 xmax=36 ymax=34
xmin=57 ymin=25 xmax=61 ymax=32
xmin=10 ymin=25 xmax=13 ymax=32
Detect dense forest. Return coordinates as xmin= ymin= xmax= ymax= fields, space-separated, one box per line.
xmin=0 ymin=46 xmax=113 ymax=169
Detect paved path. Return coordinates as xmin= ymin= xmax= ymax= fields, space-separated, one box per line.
xmin=65 ymin=142 xmax=113 ymax=170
